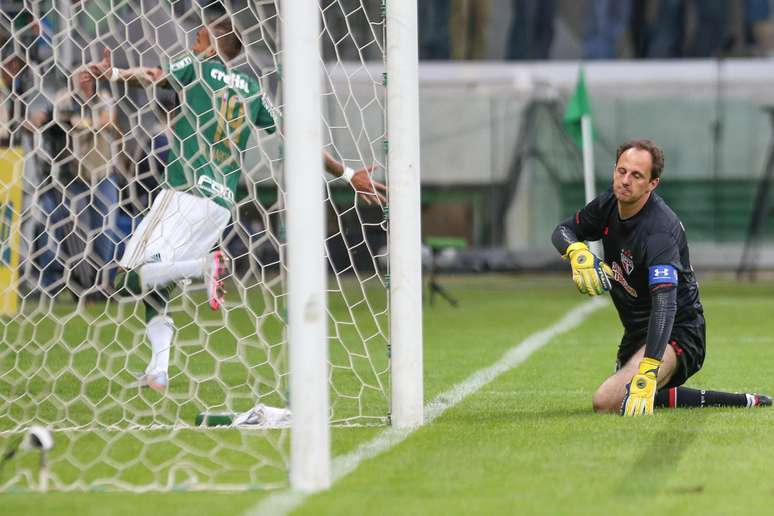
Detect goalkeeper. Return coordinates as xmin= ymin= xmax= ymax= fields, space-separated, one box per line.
xmin=78 ymin=13 xmax=385 ymax=392
xmin=552 ymin=139 xmax=771 ymax=416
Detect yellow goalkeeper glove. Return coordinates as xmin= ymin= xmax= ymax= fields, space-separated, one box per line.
xmin=563 ymin=242 xmax=613 ymax=296
xmin=620 ymin=357 xmax=662 ymax=417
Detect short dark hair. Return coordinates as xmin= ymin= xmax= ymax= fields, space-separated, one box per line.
xmin=616 ymin=139 xmax=665 ymax=180
xmin=209 ymin=18 xmax=242 ymax=61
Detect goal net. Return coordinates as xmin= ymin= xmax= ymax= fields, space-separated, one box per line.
xmin=0 ymin=0 xmax=389 ymax=491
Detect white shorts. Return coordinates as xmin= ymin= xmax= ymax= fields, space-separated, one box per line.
xmin=118 ymin=189 xmax=231 ymax=270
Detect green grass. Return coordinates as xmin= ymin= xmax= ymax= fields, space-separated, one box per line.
xmin=1 ymin=276 xmax=389 ymax=491
xmin=3 ymin=275 xmax=774 ymax=515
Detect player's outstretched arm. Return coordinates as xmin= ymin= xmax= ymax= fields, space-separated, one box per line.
xmin=323 ymin=150 xmax=387 ymax=206
xmin=82 ymin=48 xmax=167 ymax=90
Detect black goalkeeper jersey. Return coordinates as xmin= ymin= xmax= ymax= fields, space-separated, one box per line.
xmin=560 ymin=189 xmax=703 ymax=333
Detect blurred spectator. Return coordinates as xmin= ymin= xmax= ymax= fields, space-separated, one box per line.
xmin=321 ymin=0 xmax=382 ymax=62
xmin=630 ymin=0 xmax=650 ymax=58
xmin=690 ymin=0 xmax=730 ymax=57
xmin=0 ymin=52 xmax=27 ymax=147
xmin=419 ymin=1 xmax=451 ymax=60
xmin=131 ymin=121 xmax=168 ymax=214
xmin=505 ymin=0 xmax=556 ymax=60
xmin=31 ymin=96 xmax=67 ymax=293
xmin=119 ymin=96 xmax=172 ymax=235
xmin=745 ymin=0 xmax=773 ymax=56
xmin=32 ymin=89 xmax=122 ymax=296
xmin=647 ymin=0 xmax=686 ymax=58
xmin=0 ymin=5 xmax=43 ymax=63
xmin=584 ymin=0 xmax=632 ymax=59
xmin=647 ymin=0 xmax=731 ymax=58
xmin=450 ymin=0 xmax=491 ymax=60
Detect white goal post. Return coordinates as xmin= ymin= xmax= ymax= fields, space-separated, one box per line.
xmin=385 ymin=0 xmax=424 ymax=431
xmin=286 ymin=0 xmax=423 ymax=489
xmin=283 ymin=0 xmax=330 ymax=491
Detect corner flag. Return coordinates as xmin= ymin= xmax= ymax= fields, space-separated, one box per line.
xmin=563 ymin=67 xmax=593 ymax=148
xmin=565 ymin=66 xmax=598 ymax=211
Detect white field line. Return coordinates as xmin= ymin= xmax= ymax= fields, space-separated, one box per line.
xmin=244 ymin=297 xmax=607 ymax=516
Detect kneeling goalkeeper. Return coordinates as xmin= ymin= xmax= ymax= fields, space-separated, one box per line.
xmin=552 ymin=139 xmax=770 ymax=416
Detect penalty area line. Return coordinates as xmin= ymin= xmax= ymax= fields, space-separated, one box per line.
xmin=244 ymin=297 xmax=607 ymax=516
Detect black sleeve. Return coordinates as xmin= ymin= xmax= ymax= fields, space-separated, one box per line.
xmin=551 ymin=222 xmax=578 ymax=255
xmin=642 ymin=230 xmax=680 ymax=361
xmin=551 ymin=192 xmax=609 ymax=255
xmin=644 ymin=232 xmax=682 ymax=270
xmin=644 ymin=285 xmax=677 ymax=361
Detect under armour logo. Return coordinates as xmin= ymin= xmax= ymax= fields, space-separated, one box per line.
xmin=653 ymin=268 xmax=671 ymax=277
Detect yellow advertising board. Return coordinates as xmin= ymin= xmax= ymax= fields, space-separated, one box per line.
xmin=0 ymin=147 xmax=22 ymax=315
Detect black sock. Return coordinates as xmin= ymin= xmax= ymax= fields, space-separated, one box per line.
xmin=655 ymin=387 xmax=757 ymax=408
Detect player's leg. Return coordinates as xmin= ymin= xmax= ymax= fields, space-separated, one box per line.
xmin=114 ymin=254 xmax=224 ymax=297
xmin=592 ymin=344 xmax=679 ymax=413
xmin=594 ymin=319 xmax=772 ymax=410
xmin=112 ymin=190 xmax=172 ymax=299
xmin=137 ymin=250 xmax=227 ymax=309
xmin=654 ymin=318 xmax=771 ymax=408
xmin=145 ymin=193 xmax=230 ymax=309
xmin=654 ymin=386 xmax=772 ymax=408
xmin=122 ymin=192 xmax=230 ymax=308
xmin=122 ymin=192 xmax=231 ymax=389
xmin=135 ymin=285 xmax=175 ymax=391
xmin=115 ymin=190 xmax=183 ymax=391
xmin=114 ymin=191 xmax=229 ymax=302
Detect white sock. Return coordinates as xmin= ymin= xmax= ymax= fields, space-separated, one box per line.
xmin=140 ymin=258 xmax=205 ymax=290
xmin=145 ymin=315 xmax=175 ymax=375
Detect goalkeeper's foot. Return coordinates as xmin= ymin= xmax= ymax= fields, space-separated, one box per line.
xmin=747 ymin=393 xmax=772 ymax=407
xmin=205 ymin=250 xmax=227 ymax=311
xmin=130 ymin=371 xmax=168 ymax=393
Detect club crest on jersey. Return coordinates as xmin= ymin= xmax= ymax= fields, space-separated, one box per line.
xmin=620 ymin=249 xmax=635 ymax=275
xmin=611 ymin=262 xmax=639 ymax=298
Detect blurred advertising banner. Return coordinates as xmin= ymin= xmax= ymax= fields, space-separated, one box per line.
xmin=0 ymin=147 xmax=22 ymax=315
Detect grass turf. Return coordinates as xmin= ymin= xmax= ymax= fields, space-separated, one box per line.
xmin=3 ymin=274 xmax=774 ymax=515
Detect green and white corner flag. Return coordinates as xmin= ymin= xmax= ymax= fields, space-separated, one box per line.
xmin=563 ymin=67 xmax=593 ymax=148
xmin=565 ymin=66 xmax=598 ymax=217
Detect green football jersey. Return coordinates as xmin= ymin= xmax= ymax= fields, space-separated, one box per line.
xmin=164 ymin=52 xmax=276 ymax=209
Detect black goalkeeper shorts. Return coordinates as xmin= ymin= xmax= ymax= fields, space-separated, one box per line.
xmin=615 ymin=313 xmax=706 ymax=389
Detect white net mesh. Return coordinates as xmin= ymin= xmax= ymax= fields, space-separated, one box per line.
xmin=0 ymin=0 xmax=389 ymax=491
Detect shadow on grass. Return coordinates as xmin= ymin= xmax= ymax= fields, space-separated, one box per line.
xmin=615 ymin=410 xmax=709 ymax=497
